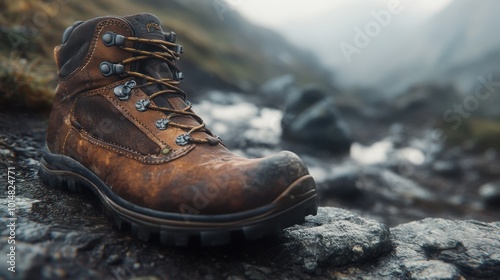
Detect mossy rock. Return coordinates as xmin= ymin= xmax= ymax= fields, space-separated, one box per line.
xmin=0 ymin=55 xmax=54 ymax=109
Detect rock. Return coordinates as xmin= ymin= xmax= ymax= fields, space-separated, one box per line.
xmin=372 ymin=169 xmax=433 ymax=203
xmin=479 ymin=181 xmax=500 ymax=207
xmin=243 ymin=263 xmax=273 ymax=280
xmin=359 ymin=167 xmax=429 ymax=204
xmin=403 ymin=260 xmax=462 ymax=280
xmin=347 ymin=218 xmax=500 ymax=279
xmin=2 ymin=107 xmax=500 ymax=280
xmin=350 ymin=140 xmax=393 ymax=165
xmin=387 ymin=84 xmax=460 ymax=125
xmin=281 ymin=87 xmax=353 ymax=153
xmin=282 ymin=87 xmax=325 ymax=116
xmin=319 ymin=166 xmax=362 ymax=199
xmin=280 ymin=207 xmax=392 ymax=272
xmin=432 ymin=160 xmax=462 ymax=178
xmin=258 ymin=74 xmax=295 ymax=107
xmin=319 ymin=164 xmax=440 ymax=226
xmin=194 ymin=94 xmax=282 ymax=151
xmin=106 ymin=254 xmax=122 ymax=265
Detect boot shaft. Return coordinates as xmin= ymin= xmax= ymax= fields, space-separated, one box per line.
xmin=54 ymin=13 xmax=179 ymax=96
xmin=47 ymin=14 xmax=185 ymax=153
xmin=55 ymin=16 xmax=134 ymax=95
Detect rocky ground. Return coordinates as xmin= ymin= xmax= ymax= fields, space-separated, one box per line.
xmin=1 ymin=92 xmax=500 ymax=279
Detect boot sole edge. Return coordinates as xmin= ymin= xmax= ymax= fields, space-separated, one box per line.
xmin=39 ymin=152 xmax=318 ymax=246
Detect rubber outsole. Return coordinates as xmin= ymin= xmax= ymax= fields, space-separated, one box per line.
xmin=38 ymin=152 xmax=318 ymax=246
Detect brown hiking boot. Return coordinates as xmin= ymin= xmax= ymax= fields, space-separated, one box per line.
xmin=39 ymin=13 xmax=317 ymax=246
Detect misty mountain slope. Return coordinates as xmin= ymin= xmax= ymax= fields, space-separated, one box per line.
xmin=274 ymin=0 xmax=500 ymax=98
xmin=277 ymin=1 xmax=385 ymax=70
xmin=276 ymin=1 xmax=435 ymax=84
xmin=140 ymin=0 xmax=336 ymax=92
xmin=1 ymin=0 xmax=336 ymax=109
xmin=370 ymin=0 xmax=500 ymax=95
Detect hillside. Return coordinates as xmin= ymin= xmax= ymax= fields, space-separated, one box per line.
xmin=274 ymin=0 xmax=500 ymax=98
xmin=0 ymin=0 xmax=335 ymax=108
xmin=371 ymin=0 xmax=500 ymax=96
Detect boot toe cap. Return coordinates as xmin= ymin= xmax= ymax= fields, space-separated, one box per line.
xmin=148 ymin=151 xmax=315 ymax=215
xmin=220 ymin=150 xmax=314 ymax=214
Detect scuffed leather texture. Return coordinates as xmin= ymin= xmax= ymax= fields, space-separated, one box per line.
xmin=46 ymin=14 xmax=313 ymax=215
xmin=73 ymin=93 xmax=161 ymax=156
xmin=48 ymin=17 xmax=135 ymax=154
xmin=64 ymin=125 xmax=308 ymax=214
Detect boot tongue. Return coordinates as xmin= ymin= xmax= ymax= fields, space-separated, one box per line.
xmin=124 ymin=13 xmax=165 ymax=41
xmin=124 ymin=13 xmax=179 ymax=111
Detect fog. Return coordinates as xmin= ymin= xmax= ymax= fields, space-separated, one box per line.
xmin=236 ymin=0 xmax=499 ymax=97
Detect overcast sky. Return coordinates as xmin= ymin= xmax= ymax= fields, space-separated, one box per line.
xmin=234 ymin=0 xmax=454 ymax=29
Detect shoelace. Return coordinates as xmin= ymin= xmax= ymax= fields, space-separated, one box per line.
xmin=104 ymin=33 xmax=220 ymax=146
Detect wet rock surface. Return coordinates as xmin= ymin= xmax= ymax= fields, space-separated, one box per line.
xmin=329 ymin=219 xmax=500 ymax=279
xmin=1 ymin=97 xmax=500 ymax=279
xmin=479 ymin=181 xmax=500 ymax=208
xmin=281 ymin=208 xmax=391 ymax=272
xmin=391 ymin=219 xmax=500 ymax=279
xmin=281 ymin=87 xmax=353 ymax=153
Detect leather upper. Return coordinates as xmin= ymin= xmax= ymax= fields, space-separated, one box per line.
xmin=47 ymin=14 xmax=312 ymax=215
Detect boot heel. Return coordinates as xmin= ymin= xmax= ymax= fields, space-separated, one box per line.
xmin=38 ymin=159 xmax=88 ymax=195
xmin=38 ymin=159 xmax=60 ymax=188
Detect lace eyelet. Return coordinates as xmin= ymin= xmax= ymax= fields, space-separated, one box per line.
xmin=176 ymin=134 xmax=191 ymax=146
xmin=114 ymin=80 xmax=136 ymax=101
xmin=125 ymin=80 xmax=136 ymax=87
xmin=156 ymin=118 xmax=170 ymax=130
xmin=164 ymin=31 xmax=176 ymax=43
xmin=135 ymin=99 xmax=150 ymax=112
xmin=100 ymin=61 xmax=124 ymax=77
xmin=102 ymin=32 xmax=125 ymax=46
xmin=172 ymin=70 xmax=183 ymax=81
xmin=175 ymin=45 xmax=183 ymax=54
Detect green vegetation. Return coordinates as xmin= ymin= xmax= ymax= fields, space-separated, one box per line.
xmin=440 ymin=117 xmax=500 ymax=151
xmin=0 ymin=55 xmax=54 ymax=109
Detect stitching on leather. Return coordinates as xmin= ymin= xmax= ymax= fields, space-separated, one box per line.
xmin=66 ymin=94 xmax=79 ymax=154
xmin=81 ymin=129 xmax=155 ymax=156
xmin=70 ymin=81 xmax=195 ymax=163
xmin=79 ymin=129 xmax=194 ymax=164
xmin=80 ymin=82 xmax=171 ymax=149
xmin=61 ymin=126 xmax=71 ymax=155
xmin=73 ymin=86 xmax=163 ymax=157
xmin=60 ymin=82 xmax=72 ymax=154
xmin=106 ymin=88 xmax=170 ymax=148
